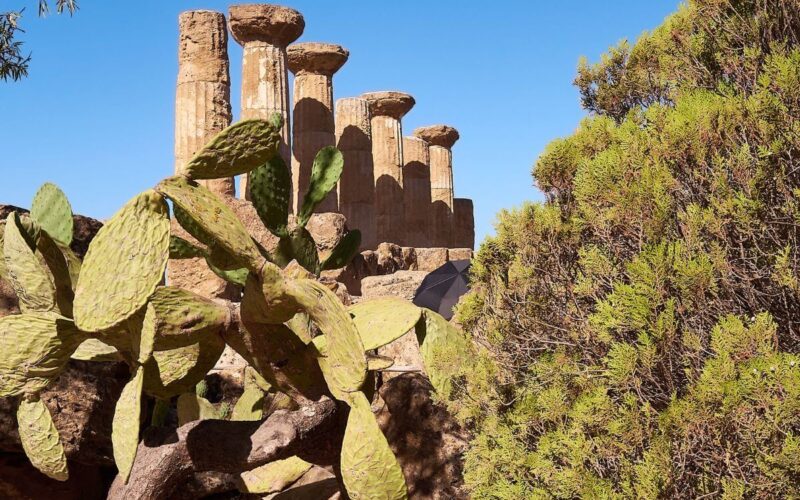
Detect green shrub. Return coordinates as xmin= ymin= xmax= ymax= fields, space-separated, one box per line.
xmin=455 ymin=0 xmax=800 ymax=497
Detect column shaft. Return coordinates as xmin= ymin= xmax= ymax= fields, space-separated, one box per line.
xmin=336 ymin=97 xmax=376 ymax=249
xmin=372 ymin=115 xmax=405 ymax=245
xmin=402 ymin=136 xmax=432 ymax=248
xmin=430 ymin=145 xmax=454 ymax=247
xmin=239 ymin=42 xmax=291 ymax=200
xmin=292 ymin=73 xmax=336 ymax=212
xmin=453 ymin=198 xmax=475 ymax=249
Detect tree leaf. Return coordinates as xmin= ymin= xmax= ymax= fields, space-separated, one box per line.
xmin=348 ymin=298 xmax=422 ymax=351
xmin=17 ymin=396 xmax=69 ymax=481
xmin=113 ymin=365 xmax=144 ymax=484
xmin=73 ymin=190 xmax=170 ymax=332
xmin=183 ymin=119 xmax=281 ymax=180
xmin=156 ymin=176 xmax=263 ymax=272
xmin=298 ymin=147 xmax=344 ymax=227
xmin=321 ymin=230 xmax=361 ymax=271
xmin=341 ymin=391 xmax=407 ymax=499
xmin=4 ymin=212 xmax=56 ymax=313
xmin=250 ymin=154 xmax=290 ymax=238
xmin=30 ymin=182 xmax=73 ymax=245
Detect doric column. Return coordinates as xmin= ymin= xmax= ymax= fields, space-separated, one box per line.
xmin=402 ymin=136 xmax=432 ymax=248
xmin=362 ymin=91 xmax=415 ymax=246
xmin=413 ymin=125 xmax=459 ymax=248
xmin=229 ymin=4 xmax=304 ymax=201
xmin=175 ymin=10 xmax=233 ymax=196
xmin=453 ymin=198 xmax=475 ymax=250
xmin=336 ymin=97 xmax=376 ymax=249
xmin=288 ymin=43 xmax=349 ymax=213
xmin=170 ymin=10 xmax=235 ymax=299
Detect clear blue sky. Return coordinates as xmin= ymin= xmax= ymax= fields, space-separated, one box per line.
xmin=1 ymin=0 xmax=679 ymax=245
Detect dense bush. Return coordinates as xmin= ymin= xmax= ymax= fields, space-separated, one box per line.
xmin=454 ymin=0 xmax=800 ymax=497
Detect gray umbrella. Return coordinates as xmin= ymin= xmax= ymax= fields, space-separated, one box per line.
xmin=412 ymin=259 xmax=471 ymax=320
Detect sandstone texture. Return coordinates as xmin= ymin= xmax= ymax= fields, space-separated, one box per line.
xmin=289 ymin=42 xmax=348 ymax=213
xmin=415 ymin=247 xmax=449 ymax=272
xmin=447 ymin=247 xmax=474 ymax=262
xmin=361 ymin=270 xmax=428 ymax=301
xmin=414 ymin=125 xmax=459 ymax=248
xmin=453 ymin=198 xmax=475 ymax=250
xmin=402 ymin=136 xmax=433 ymax=248
xmin=336 ymin=97 xmax=376 ymax=249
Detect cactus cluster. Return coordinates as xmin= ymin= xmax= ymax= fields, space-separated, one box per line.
xmin=0 ymin=116 xmax=470 ymax=499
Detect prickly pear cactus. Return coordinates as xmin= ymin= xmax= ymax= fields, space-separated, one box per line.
xmin=231 ymin=367 xmax=266 ymax=421
xmin=113 ymin=365 xmax=144 ymax=483
xmin=250 ymin=154 xmax=291 ymax=238
xmin=177 ymin=392 xmax=220 ymax=425
xmin=142 ymin=331 xmax=225 ymax=399
xmin=73 ymin=190 xmax=170 ymax=332
xmin=298 ymin=146 xmax=344 ymax=227
xmin=3 ymin=213 xmax=56 ymax=313
xmin=321 ymin=229 xmax=362 ymax=271
xmin=72 ymin=337 xmax=120 ymax=362
xmin=238 ymin=456 xmax=313 ymax=494
xmin=30 ymin=182 xmax=73 ymax=246
xmin=274 ymin=227 xmax=319 ymax=274
xmin=182 ymin=119 xmax=281 ymax=180
xmin=0 ymin=312 xmax=85 ymax=397
xmin=156 ymin=176 xmax=263 ymax=271
xmin=341 ymin=391 xmax=407 ymax=499
xmin=348 ymin=297 xmax=422 ymax=350
xmin=17 ymin=396 xmax=69 ymax=481
xmin=148 ymin=287 xmax=230 ymax=350
xmin=415 ymin=309 xmax=471 ymax=398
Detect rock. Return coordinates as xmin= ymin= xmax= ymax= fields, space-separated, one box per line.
xmin=0 ymin=278 xmax=19 ymax=317
xmin=361 ymin=271 xmax=427 ymax=301
xmin=228 ymin=4 xmax=305 ymax=47
xmin=227 ymin=197 xmax=281 ymax=253
xmin=166 ymin=219 xmax=237 ymax=300
xmin=415 ymin=248 xmax=449 ymax=272
xmin=376 ymin=242 xmax=406 ymax=275
xmin=447 ymin=248 xmax=473 ymax=262
xmin=412 ymin=125 xmax=460 ymax=149
xmin=401 ymin=247 xmax=418 ymax=271
xmin=304 ymin=212 xmax=348 ymax=258
xmin=375 ymin=373 xmax=468 ymax=499
xmin=0 ymin=204 xmax=103 ymax=260
xmin=287 ymin=42 xmax=349 ymax=76
xmin=378 ymin=331 xmax=425 ymax=382
xmin=266 ymin=465 xmax=340 ymax=499
xmin=0 ymin=360 xmax=130 ymax=466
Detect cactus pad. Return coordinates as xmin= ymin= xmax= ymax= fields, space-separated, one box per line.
xmin=238 ymin=457 xmax=313 ymax=494
xmin=231 ymin=375 xmax=265 ymax=421
xmin=0 ymin=312 xmax=85 ymax=397
xmin=348 ymin=298 xmax=422 ymax=351
xmin=298 ymin=147 xmax=344 ymax=227
xmin=275 ymin=227 xmax=320 ymax=274
xmin=30 ymin=182 xmax=73 ymax=245
xmin=177 ymin=392 xmax=219 ymax=425
xmin=35 ymin=231 xmax=75 ymax=317
xmin=169 ymin=235 xmax=206 ymax=259
xmin=340 ymin=391 xmax=407 ymax=499
xmin=157 ymin=176 xmax=263 ymax=271
xmin=142 ymin=332 xmax=225 ymax=399
xmin=183 ymin=119 xmax=281 ymax=180
xmin=415 ymin=310 xmax=471 ymax=398
xmin=17 ymin=396 xmax=69 ymax=481
xmin=287 ymin=279 xmax=366 ymax=400
xmin=250 ymin=154 xmax=291 ymax=238
xmin=367 ymin=354 xmax=395 ymax=371
xmin=149 ymin=287 xmax=230 ymax=350
xmin=321 ymin=230 xmax=362 ymax=271
xmin=113 ymin=365 xmax=144 ymax=483
xmin=71 ymin=338 xmax=120 ymax=362
xmin=4 ymin=213 xmax=56 ymax=313
xmin=73 ymin=190 xmax=170 ymax=332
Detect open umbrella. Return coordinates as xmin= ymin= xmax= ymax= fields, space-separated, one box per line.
xmin=413 ymin=259 xmax=471 ymax=320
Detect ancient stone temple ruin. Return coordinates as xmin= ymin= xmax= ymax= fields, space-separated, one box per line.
xmin=172 ymin=5 xmax=475 ymax=287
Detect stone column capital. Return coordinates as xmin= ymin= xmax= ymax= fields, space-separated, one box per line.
xmin=413 ymin=124 xmax=460 ymax=149
xmin=228 ymin=4 xmax=304 ymax=47
xmin=287 ymin=42 xmax=349 ymax=76
xmin=362 ymin=91 xmax=415 ymax=120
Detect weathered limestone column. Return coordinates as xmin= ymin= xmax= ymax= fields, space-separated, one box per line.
xmin=229 ymin=4 xmax=304 ymax=201
xmin=453 ymin=198 xmax=475 ymax=249
xmin=402 ymin=136 xmax=432 ymax=248
xmin=288 ymin=42 xmax=349 ymax=213
xmin=170 ymin=10 xmax=235 ymax=299
xmin=175 ymin=10 xmax=233 ymax=196
xmin=413 ymin=125 xmax=459 ymax=248
xmin=336 ymin=97 xmax=376 ymax=249
xmin=362 ymin=91 xmax=415 ymax=246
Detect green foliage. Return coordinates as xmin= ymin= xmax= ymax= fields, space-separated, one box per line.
xmin=456 ymin=1 xmax=800 ymax=497
xmin=17 ymin=396 xmax=68 ymax=481
xmin=298 ymin=146 xmax=344 ymax=227
xmin=30 ymin=182 xmax=73 ymax=245
xmin=250 ymin=153 xmax=291 ymax=238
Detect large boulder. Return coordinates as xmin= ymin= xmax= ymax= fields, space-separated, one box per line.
xmin=415 ymin=248 xmax=449 ymax=272
xmin=361 ymin=271 xmax=427 ymax=301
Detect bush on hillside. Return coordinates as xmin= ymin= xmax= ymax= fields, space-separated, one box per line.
xmin=455 ymin=1 xmax=800 ymax=497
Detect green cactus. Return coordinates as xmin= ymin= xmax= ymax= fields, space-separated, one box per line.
xmin=231 ymin=367 xmax=266 ymax=421
xmin=142 ymin=331 xmax=225 ymax=400
xmin=71 ymin=337 xmax=120 ymax=362
xmin=341 ymin=391 xmax=407 ymax=499
xmin=4 ymin=212 xmax=56 ymax=313
xmin=274 ymin=226 xmax=320 ymax=274
xmin=321 ymin=229 xmax=362 ymax=271
xmin=250 ymin=154 xmax=291 ymax=238
xmin=30 ymin=182 xmax=73 ymax=246
xmin=366 ymin=354 xmax=395 ymax=371
xmin=348 ymin=297 xmax=422 ymax=351
xmin=73 ymin=190 xmax=170 ymax=333
xmin=113 ymin=365 xmax=144 ymax=483
xmin=177 ymin=392 xmax=220 ymax=425
xmin=148 ymin=287 xmax=230 ymax=350
xmin=298 ymin=146 xmax=344 ymax=228
xmin=183 ymin=119 xmax=282 ymax=180
xmin=169 ymin=234 xmax=206 ymax=259
xmin=415 ymin=309 xmax=471 ymax=399
xmin=17 ymin=396 xmax=69 ymax=481
xmin=237 ymin=456 xmax=313 ymax=494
